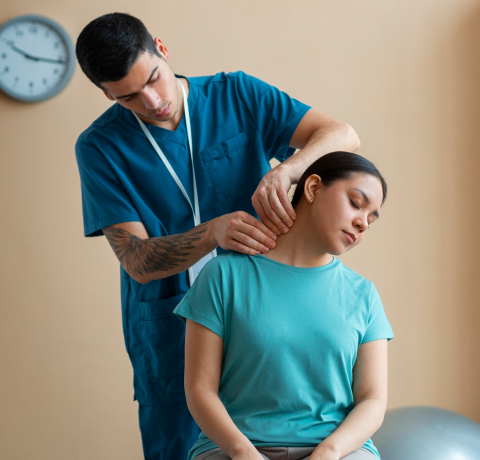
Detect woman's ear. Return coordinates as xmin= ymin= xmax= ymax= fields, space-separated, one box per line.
xmin=303 ymin=175 xmax=322 ymax=204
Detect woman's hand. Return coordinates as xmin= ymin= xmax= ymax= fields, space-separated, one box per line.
xmin=232 ymin=452 xmax=265 ymax=460
xmin=308 ymin=445 xmax=340 ymax=460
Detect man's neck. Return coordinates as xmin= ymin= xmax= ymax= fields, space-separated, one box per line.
xmin=137 ymin=77 xmax=188 ymax=131
xmin=262 ymin=211 xmax=333 ymax=268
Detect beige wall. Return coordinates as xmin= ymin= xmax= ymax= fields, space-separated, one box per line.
xmin=1 ymin=1 xmax=480 ymax=459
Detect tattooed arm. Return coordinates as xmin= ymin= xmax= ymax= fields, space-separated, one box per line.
xmin=102 ymin=212 xmax=278 ymax=284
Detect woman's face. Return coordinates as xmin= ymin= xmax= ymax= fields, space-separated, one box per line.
xmin=303 ymin=173 xmax=383 ymax=255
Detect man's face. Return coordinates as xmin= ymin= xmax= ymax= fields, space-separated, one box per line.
xmin=101 ymin=40 xmax=179 ymax=123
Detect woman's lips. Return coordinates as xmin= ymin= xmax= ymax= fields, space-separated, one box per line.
xmin=343 ymin=231 xmax=356 ymax=244
xmin=154 ymin=104 xmax=170 ymax=117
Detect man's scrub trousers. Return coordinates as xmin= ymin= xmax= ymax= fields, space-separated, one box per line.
xmin=139 ymin=401 xmax=200 ymax=460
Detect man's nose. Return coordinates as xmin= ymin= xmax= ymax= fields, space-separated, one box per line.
xmin=141 ymin=88 xmax=160 ymax=110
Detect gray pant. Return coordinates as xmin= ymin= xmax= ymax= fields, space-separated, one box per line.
xmin=194 ymin=446 xmax=376 ymax=460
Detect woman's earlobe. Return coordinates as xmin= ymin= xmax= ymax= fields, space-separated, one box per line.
xmin=304 ymin=174 xmax=321 ymax=205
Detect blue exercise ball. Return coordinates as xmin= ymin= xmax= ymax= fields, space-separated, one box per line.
xmin=371 ymin=406 xmax=480 ymax=460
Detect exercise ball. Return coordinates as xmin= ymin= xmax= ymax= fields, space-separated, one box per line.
xmin=371 ymin=406 xmax=480 ymax=460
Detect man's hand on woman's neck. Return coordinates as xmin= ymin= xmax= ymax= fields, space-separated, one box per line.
xmin=260 ymin=210 xmax=333 ymax=268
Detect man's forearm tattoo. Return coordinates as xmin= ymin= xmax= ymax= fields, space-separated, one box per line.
xmin=102 ymin=223 xmax=209 ymax=276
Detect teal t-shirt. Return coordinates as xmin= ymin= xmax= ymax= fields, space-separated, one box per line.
xmin=173 ymin=253 xmax=394 ymax=460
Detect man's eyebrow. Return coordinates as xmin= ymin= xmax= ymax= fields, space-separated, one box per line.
xmin=115 ymin=66 xmax=159 ymax=99
xmin=353 ymin=188 xmax=380 ymax=219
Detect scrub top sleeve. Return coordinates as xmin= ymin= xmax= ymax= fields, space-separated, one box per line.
xmin=75 ymin=140 xmax=141 ymax=237
xmin=234 ymin=71 xmax=311 ymax=162
xmin=173 ymin=258 xmax=225 ymax=340
xmin=362 ymin=283 xmax=394 ymax=344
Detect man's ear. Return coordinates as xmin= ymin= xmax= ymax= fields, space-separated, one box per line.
xmin=103 ymin=91 xmax=115 ymax=101
xmin=153 ymin=37 xmax=170 ymax=61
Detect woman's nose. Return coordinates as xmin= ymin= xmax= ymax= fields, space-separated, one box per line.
xmin=141 ymin=88 xmax=160 ymax=110
xmin=354 ymin=217 xmax=369 ymax=232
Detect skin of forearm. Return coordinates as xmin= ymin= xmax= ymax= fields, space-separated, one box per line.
xmin=312 ymin=398 xmax=386 ymax=459
xmin=186 ymin=386 xmax=257 ymax=458
xmin=284 ymin=123 xmax=361 ymax=184
xmin=103 ymin=221 xmax=218 ymax=284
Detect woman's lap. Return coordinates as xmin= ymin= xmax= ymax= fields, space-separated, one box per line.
xmin=193 ymin=446 xmax=376 ymax=460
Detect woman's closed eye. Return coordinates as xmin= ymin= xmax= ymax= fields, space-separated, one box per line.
xmin=350 ymin=199 xmax=360 ymax=210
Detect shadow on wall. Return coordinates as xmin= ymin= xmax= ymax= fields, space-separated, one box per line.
xmin=452 ymin=7 xmax=480 ymax=419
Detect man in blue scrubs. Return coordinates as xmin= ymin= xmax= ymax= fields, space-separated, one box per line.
xmin=75 ymin=13 xmax=360 ymax=460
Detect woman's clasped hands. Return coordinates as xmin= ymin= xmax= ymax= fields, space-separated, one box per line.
xmin=308 ymin=445 xmax=341 ymax=460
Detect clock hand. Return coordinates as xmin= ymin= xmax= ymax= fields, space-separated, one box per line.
xmin=34 ymin=56 xmax=66 ymax=65
xmin=9 ymin=43 xmax=65 ymax=65
xmin=9 ymin=43 xmax=40 ymax=60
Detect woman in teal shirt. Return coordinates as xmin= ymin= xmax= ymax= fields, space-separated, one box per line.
xmin=174 ymin=151 xmax=393 ymax=460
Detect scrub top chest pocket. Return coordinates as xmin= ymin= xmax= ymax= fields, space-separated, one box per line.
xmin=200 ymin=132 xmax=264 ymax=204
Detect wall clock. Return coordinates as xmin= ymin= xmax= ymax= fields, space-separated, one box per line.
xmin=0 ymin=15 xmax=75 ymax=102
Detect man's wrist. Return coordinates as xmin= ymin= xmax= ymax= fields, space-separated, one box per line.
xmin=275 ymin=161 xmax=302 ymax=184
xmin=205 ymin=218 xmax=219 ymax=249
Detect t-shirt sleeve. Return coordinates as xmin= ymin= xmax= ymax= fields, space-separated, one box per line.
xmin=75 ymin=139 xmax=141 ymax=237
xmin=173 ymin=258 xmax=225 ymax=339
xmin=362 ymin=283 xmax=394 ymax=344
xmin=234 ymin=71 xmax=311 ymax=162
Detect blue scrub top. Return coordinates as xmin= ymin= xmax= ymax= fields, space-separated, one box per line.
xmin=75 ymin=71 xmax=311 ymax=405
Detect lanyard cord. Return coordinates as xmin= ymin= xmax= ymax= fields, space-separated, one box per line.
xmin=132 ymin=79 xmax=201 ymax=226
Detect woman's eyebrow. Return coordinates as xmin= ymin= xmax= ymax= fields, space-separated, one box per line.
xmin=352 ymin=188 xmax=380 ymax=219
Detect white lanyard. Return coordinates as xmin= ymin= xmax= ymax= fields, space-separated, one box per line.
xmin=132 ymin=79 xmax=216 ymax=286
xmin=132 ymin=80 xmax=201 ymax=226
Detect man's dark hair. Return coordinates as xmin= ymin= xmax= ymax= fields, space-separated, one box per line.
xmin=291 ymin=151 xmax=388 ymax=208
xmin=76 ymin=13 xmax=161 ymax=89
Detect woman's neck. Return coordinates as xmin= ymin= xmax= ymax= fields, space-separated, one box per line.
xmin=262 ymin=211 xmax=333 ymax=268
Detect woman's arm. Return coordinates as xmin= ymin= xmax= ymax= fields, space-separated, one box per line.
xmin=310 ymin=339 xmax=388 ymax=460
xmin=184 ymin=319 xmax=264 ymax=460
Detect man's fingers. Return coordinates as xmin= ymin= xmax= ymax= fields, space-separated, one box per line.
xmin=237 ymin=221 xmax=276 ymax=249
xmin=228 ymin=241 xmax=262 ymax=256
xmin=261 ymin=194 xmax=290 ymax=234
xmin=278 ymin=188 xmax=296 ymax=222
xmin=260 ymin=211 xmax=281 ymax=237
xmin=241 ymin=213 xmax=278 ymax=241
xmin=269 ymin=192 xmax=294 ymax=229
xmin=231 ymin=231 xmax=271 ymax=253
xmin=252 ymin=197 xmax=281 ymax=236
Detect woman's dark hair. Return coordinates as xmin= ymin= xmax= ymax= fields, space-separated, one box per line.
xmin=291 ymin=151 xmax=387 ymax=208
xmin=76 ymin=13 xmax=161 ymax=89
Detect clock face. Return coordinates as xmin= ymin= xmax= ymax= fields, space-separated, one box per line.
xmin=0 ymin=15 xmax=75 ymax=102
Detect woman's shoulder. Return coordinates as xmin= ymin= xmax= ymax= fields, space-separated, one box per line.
xmin=202 ymin=251 xmax=252 ymax=273
xmin=338 ymin=262 xmax=376 ymax=291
